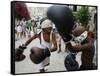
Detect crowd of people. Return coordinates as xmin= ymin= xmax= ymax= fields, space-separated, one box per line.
xmin=15 ymin=18 xmax=37 ymax=40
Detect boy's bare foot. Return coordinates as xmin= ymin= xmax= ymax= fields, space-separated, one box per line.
xmin=40 ymin=69 xmax=45 ymax=73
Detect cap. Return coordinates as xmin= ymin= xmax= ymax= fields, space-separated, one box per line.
xmin=41 ymin=19 xmax=52 ymax=29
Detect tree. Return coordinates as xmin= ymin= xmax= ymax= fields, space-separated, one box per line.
xmin=75 ymin=6 xmax=91 ymax=27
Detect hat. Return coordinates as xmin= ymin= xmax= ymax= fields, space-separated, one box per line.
xmin=41 ymin=19 xmax=52 ymax=29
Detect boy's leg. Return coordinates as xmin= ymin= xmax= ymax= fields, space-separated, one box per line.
xmin=20 ymin=32 xmax=23 ymax=39
xmin=37 ymin=61 xmax=45 ymax=73
xmin=38 ymin=57 xmax=50 ymax=73
xmin=18 ymin=32 xmax=20 ymax=39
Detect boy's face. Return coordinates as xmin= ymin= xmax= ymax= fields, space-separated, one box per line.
xmin=42 ymin=27 xmax=52 ymax=34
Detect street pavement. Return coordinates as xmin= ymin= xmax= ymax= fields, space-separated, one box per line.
xmin=15 ymin=37 xmax=82 ymax=74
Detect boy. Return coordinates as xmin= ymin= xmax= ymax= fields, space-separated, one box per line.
xmin=23 ymin=18 xmax=57 ymax=72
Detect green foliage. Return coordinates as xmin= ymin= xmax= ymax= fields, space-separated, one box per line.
xmin=75 ymin=6 xmax=91 ymax=27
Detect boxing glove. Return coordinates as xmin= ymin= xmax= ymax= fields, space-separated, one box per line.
xmin=15 ymin=44 xmax=26 ymax=62
xmin=30 ymin=47 xmax=46 ymax=64
xmin=64 ymin=53 xmax=79 ymax=71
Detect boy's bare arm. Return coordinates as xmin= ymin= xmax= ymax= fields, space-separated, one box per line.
xmin=76 ymin=36 xmax=94 ymax=51
xmin=67 ymin=36 xmax=94 ymax=53
xmin=25 ymin=34 xmax=38 ymax=46
xmin=50 ymin=33 xmax=57 ymax=52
